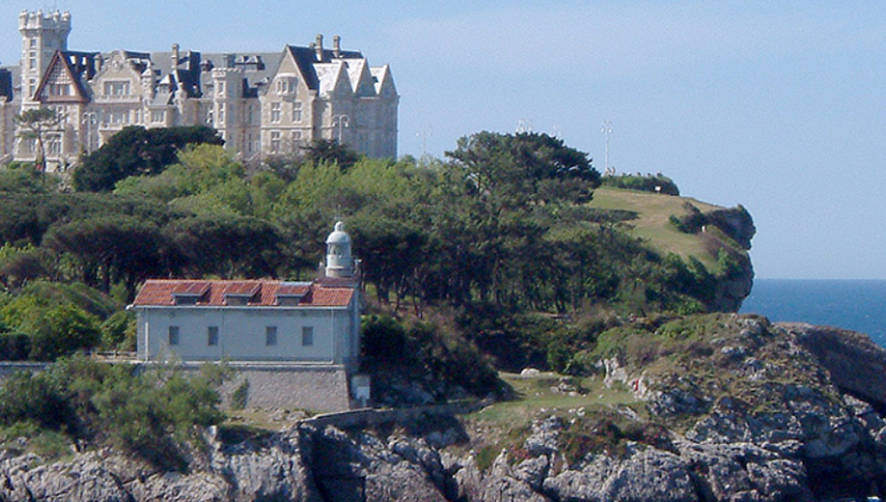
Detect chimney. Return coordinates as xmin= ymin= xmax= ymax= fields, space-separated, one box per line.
xmin=333 ymin=35 xmax=341 ymax=58
xmin=314 ymin=34 xmax=323 ymax=61
xmin=171 ymin=43 xmax=180 ymax=68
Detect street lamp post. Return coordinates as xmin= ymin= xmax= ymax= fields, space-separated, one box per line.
xmin=81 ymin=112 xmax=96 ymax=153
xmin=331 ymin=114 xmax=350 ymax=144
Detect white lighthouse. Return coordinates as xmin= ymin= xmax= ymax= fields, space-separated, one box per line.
xmin=325 ymin=221 xmax=354 ymax=278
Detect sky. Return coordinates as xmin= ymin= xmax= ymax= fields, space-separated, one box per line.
xmin=0 ymin=1 xmax=883 ymax=280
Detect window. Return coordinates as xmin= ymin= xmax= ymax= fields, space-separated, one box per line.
xmin=103 ymin=81 xmax=130 ymax=96
xmin=266 ymin=326 xmax=277 ymax=346
xmin=218 ymin=105 xmax=225 ymax=124
xmin=168 ymin=326 xmax=180 ymax=346
xmin=302 ymin=326 xmax=313 ymax=347
xmin=208 ymin=326 xmax=218 ymax=346
xmin=108 ymin=111 xmax=128 ymax=125
xmin=216 ymin=81 xmax=225 ymax=95
xmin=292 ymin=101 xmax=302 ymax=122
xmin=49 ymin=84 xmax=70 ymax=96
xmin=270 ymin=102 xmax=281 ymax=123
xmin=29 ymin=39 xmax=36 ymax=48
xmin=151 ymin=110 xmax=165 ymax=123
xmin=47 ymin=136 xmax=61 ymax=155
xmin=270 ymin=130 xmax=281 ymax=152
xmin=276 ymin=77 xmax=297 ymax=94
xmin=247 ymin=104 xmax=256 ymax=124
xmin=291 ymin=130 xmax=302 ymax=149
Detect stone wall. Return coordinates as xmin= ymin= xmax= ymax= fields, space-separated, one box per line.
xmin=304 ymin=400 xmax=483 ymax=429
xmin=0 ymin=361 xmax=352 ymax=413
xmin=145 ymin=361 xmax=351 ymax=413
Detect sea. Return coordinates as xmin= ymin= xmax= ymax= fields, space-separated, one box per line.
xmin=739 ymin=279 xmax=886 ymax=348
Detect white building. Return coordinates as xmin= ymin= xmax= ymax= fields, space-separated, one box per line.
xmin=0 ymin=10 xmax=398 ymax=170
xmin=130 ymin=222 xmax=361 ymax=371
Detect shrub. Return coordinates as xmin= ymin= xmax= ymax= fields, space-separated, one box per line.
xmin=100 ymin=310 xmax=136 ymax=351
xmin=0 ymin=332 xmax=31 ymax=361
xmin=27 ymin=304 xmax=101 ymax=361
xmin=231 ymin=379 xmax=249 ymax=410
xmin=601 ymin=173 xmax=679 ymax=195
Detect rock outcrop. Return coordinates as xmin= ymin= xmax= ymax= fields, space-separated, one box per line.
xmin=2 ymin=318 xmax=886 ymax=501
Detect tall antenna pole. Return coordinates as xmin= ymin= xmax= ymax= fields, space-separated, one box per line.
xmin=601 ymin=120 xmax=613 ymax=174
xmin=416 ymin=126 xmax=431 ymax=156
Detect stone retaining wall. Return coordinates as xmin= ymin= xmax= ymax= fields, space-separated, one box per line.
xmin=303 ymin=400 xmax=483 ymax=429
xmin=0 ymin=361 xmax=352 ymax=413
xmin=138 ymin=362 xmax=351 ymax=413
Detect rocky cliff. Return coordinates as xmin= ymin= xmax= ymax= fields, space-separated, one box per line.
xmin=2 ymin=317 xmax=886 ymax=501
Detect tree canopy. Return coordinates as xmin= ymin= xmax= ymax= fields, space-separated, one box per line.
xmin=72 ymin=125 xmax=223 ymax=191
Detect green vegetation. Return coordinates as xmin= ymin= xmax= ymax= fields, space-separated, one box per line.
xmin=0 ymin=126 xmax=753 ymax=393
xmin=72 ymin=125 xmax=224 ymax=191
xmin=0 ymin=355 xmax=227 ymax=468
xmin=601 ymin=173 xmax=679 ymax=195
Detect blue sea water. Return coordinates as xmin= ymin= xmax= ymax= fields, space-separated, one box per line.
xmin=739 ymin=279 xmax=886 ymax=348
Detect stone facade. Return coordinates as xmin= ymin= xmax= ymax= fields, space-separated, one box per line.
xmin=0 ymin=10 xmax=398 ymax=170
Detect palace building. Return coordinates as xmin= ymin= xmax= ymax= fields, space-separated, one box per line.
xmin=0 ymin=10 xmax=399 ymax=171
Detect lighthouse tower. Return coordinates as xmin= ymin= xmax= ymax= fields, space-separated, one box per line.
xmin=325 ymin=221 xmax=354 ymax=278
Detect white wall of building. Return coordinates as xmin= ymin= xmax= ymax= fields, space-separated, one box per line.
xmin=136 ymin=304 xmax=357 ymax=365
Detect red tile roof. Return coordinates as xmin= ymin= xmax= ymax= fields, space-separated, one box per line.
xmin=132 ymin=279 xmax=354 ymax=308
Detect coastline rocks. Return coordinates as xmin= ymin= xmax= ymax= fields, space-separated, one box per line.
xmin=4 ymin=320 xmax=886 ymax=500
xmin=782 ymin=322 xmax=886 ymax=409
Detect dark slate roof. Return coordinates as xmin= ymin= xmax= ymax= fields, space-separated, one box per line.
xmin=0 ymin=68 xmax=13 ymax=102
xmin=285 ymin=45 xmax=363 ymax=92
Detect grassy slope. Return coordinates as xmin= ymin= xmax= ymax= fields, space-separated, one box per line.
xmin=589 ymin=186 xmax=723 ymax=270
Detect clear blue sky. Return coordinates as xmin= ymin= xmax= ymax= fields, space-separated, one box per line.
xmin=1 ymin=1 xmax=883 ymax=280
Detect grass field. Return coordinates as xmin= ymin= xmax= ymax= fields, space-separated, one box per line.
xmin=467 ymin=372 xmax=639 ymax=428
xmin=590 ymin=186 xmax=722 ymax=269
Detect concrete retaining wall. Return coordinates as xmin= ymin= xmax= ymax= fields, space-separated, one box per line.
xmin=0 ymin=361 xmax=352 ymax=413
xmin=138 ymin=362 xmax=351 ymax=413
xmin=304 ymin=400 xmax=483 ymax=429
xmin=0 ymin=362 xmax=50 ymax=377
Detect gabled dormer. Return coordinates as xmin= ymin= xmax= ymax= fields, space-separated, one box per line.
xmin=344 ymin=58 xmax=377 ymax=98
xmin=268 ymin=45 xmax=315 ymax=99
xmin=90 ymin=50 xmax=145 ymax=102
xmin=171 ymin=281 xmax=210 ymax=305
xmin=370 ymin=65 xmax=397 ymax=100
xmin=33 ymin=50 xmax=91 ymax=103
xmin=315 ymin=61 xmax=352 ymax=98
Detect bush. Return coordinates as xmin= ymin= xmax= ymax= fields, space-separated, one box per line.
xmin=231 ymin=379 xmax=249 ymax=410
xmin=601 ymin=173 xmax=679 ymax=195
xmin=100 ymin=310 xmax=136 ymax=351
xmin=27 ymin=304 xmax=101 ymax=361
xmin=0 ymin=332 xmax=31 ymax=361
xmin=0 ymin=356 xmax=227 ymax=469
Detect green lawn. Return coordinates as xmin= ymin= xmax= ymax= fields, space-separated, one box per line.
xmin=468 ymin=372 xmax=639 ymax=428
xmin=590 ymin=186 xmax=721 ymax=269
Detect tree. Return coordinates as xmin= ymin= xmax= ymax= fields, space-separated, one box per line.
xmin=166 ymin=215 xmax=284 ymax=278
xmin=26 ymin=303 xmax=101 ymax=361
xmin=42 ymin=216 xmax=168 ymax=295
xmin=14 ymin=108 xmax=63 ymax=178
xmin=445 ymin=131 xmax=600 ymax=206
xmin=73 ymin=126 xmax=224 ymax=192
xmin=301 ymin=139 xmax=360 ymax=170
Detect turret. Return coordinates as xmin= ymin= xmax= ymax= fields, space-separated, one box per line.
xmin=325 ymin=221 xmax=354 ymax=278
xmin=19 ymin=10 xmax=71 ymax=101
